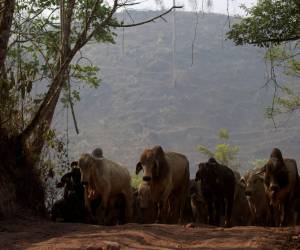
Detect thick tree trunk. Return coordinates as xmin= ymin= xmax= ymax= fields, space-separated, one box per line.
xmin=0 ymin=128 xmax=46 ymax=219
xmin=0 ymin=0 xmax=16 ymax=126
xmin=0 ymin=0 xmax=15 ymax=74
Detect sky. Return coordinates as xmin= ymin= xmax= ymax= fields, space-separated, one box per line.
xmin=127 ymin=0 xmax=258 ymax=15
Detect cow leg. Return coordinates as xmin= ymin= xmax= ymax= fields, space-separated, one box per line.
xmin=98 ymin=193 xmax=109 ymax=225
xmin=156 ymin=199 xmax=169 ymax=223
xmin=178 ymin=190 xmax=187 ymax=224
xmin=207 ymin=201 xmax=214 ymax=225
xmin=123 ymin=189 xmax=133 ymax=223
xmin=225 ymin=197 xmax=233 ymax=227
xmin=156 ymin=200 xmax=164 ymax=223
xmin=215 ymin=201 xmax=221 ymax=226
xmin=267 ymin=201 xmax=275 ymax=227
xmin=280 ymin=201 xmax=293 ymax=227
xmin=168 ymin=193 xmax=181 ymax=224
xmin=156 ymin=188 xmax=172 ymax=223
xmin=83 ymin=188 xmax=97 ymax=224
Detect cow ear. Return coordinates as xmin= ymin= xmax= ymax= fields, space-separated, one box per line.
xmin=71 ymin=161 xmax=78 ymax=167
xmin=136 ymin=162 xmax=142 ymax=175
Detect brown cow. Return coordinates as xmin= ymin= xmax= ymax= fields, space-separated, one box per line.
xmin=231 ymin=171 xmax=252 ymax=226
xmin=242 ymin=170 xmax=269 ymax=226
xmin=136 ymin=145 xmax=190 ymax=223
xmin=76 ymin=153 xmax=133 ymax=225
xmin=189 ymin=179 xmax=208 ymax=224
xmin=134 ymin=181 xmax=156 ymax=223
xmin=261 ymin=148 xmax=299 ymax=226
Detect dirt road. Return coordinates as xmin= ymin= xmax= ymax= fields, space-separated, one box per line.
xmin=0 ymin=218 xmax=299 ymax=249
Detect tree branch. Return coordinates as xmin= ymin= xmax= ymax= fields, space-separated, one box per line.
xmin=111 ymin=6 xmax=183 ymax=27
xmin=249 ymin=35 xmax=300 ymax=46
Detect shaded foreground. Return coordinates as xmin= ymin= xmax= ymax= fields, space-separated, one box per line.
xmin=0 ymin=219 xmax=300 ymax=250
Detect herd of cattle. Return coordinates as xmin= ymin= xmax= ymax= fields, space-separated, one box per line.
xmin=51 ymin=146 xmax=300 ymax=227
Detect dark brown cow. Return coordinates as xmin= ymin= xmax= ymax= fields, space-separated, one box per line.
xmin=52 ymin=167 xmax=85 ymax=223
xmin=261 ymin=148 xmax=299 ymax=226
xmin=195 ymin=158 xmax=235 ymax=227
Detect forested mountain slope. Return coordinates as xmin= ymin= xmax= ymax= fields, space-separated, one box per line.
xmin=57 ymin=11 xmax=300 ymax=175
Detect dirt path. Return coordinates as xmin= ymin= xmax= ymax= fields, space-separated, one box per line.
xmin=0 ymin=218 xmax=299 ymax=250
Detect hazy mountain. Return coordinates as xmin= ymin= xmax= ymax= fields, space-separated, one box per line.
xmin=55 ymin=11 xmax=300 ymax=176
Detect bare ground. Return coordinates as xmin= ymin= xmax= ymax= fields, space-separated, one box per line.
xmin=0 ymin=218 xmax=300 ymax=250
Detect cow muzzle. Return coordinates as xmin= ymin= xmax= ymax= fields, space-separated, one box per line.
xmin=270 ymin=184 xmax=279 ymax=198
xmin=245 ymin=190 xmax=252 ymax=196
xmin=270 ymin=184 xmax=279 ymax=192
xmin=81 ymin=181 xmax=88 ymax=186
xmin=143 ymin=176 xmax=152 ymax=182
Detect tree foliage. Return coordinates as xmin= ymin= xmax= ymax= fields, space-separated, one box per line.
xmin=131 ymin=174 xmax=142 ymax=189
xmin=227 ymin=0 xmax=300 ymax=47
xmin=227 ymin=0 xmax=300 ymax=117
xmin=197 ymin=129 xmax=240 ymax=170
xmin=0 ymin=0 xmax=180 ymax=216
xmin=0 ymin=0 xmax=180 ymax=164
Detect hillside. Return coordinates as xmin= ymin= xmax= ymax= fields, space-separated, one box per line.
xmin=56 ymin=11 xmax=300 ymax=176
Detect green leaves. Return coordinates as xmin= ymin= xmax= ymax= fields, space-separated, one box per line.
xmin=227 ymin=0 xmax=300 ymax=118
xmin=71 ymin=63 xmax=100 ymax=88
xmin=265 ymin=86 xmax=300 ymax=116
xmin=227 ymin=0 xmax=300 ymax=47
xmin=197 ymin=129 xmax=240 ymax=170
xmin=218 ymin=128 xmax=229 ymax=140
xmin=2 ymin=0 xmax=120 ymax=133
xmin=131 ymin=175 xmax=142 ymax=189
xmin=197 ymin=145 xmax=214 ymax=158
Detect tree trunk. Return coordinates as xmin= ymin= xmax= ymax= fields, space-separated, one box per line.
xmin=0 ymin=0 xmax=45 ymax=219
xmin=0 ymin=0 xmax=16 ymax=126
xmin=0 ymin=0 xmax=15 ymax=74
xmin=0 ymin=127 xmax=46 ymax=219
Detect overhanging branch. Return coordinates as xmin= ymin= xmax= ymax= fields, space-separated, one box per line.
xmin=112 ymin=5 xmax=183 ymax=28
xmin=249 ymin=35 xmax=300 ymax=46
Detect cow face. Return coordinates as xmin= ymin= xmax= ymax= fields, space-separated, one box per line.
xmin=244 ymin=173 xmax=264 ymax=197
xmin=196 ymin=161 xmax=219 ymax=196
xmin=136 ymin=158 xmax=156 ymax=182
xmin=78 ymin=153 xmax=94 ymax=186
xmin=263 ymin=159 xmax=289 ymax=199
xmin=136 ymin=146 xmax=166 ymax=182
